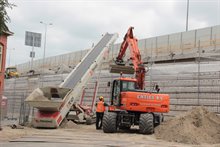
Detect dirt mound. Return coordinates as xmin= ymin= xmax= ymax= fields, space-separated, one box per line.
xmin=155 ymin=106 xmax=220 ymax=145
xmin=60 ymin=120 xmax=79 ymax=129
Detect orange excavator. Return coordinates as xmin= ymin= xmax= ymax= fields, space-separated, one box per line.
xmin=103 ymin=27 xmax=170 ymax=134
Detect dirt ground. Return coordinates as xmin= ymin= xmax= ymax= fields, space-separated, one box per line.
xmin=155 ymin=107 xmax=220 ymax=145
xmin=0 ymin=107 xmax=220 ymax=146
xmin=0 ymin=124 xmax=219 ymax=146
xmin=0 ymin=125 xmax=201 ymax=147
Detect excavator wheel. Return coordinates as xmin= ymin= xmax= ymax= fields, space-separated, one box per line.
xmin=103 ymin=112 xmax=117 ymax=133
xmin=139 ymin=113 xmax=154 ymax=134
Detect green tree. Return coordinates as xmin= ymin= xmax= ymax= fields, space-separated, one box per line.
xmin=0 ymin=0 xmax=15 ymax=33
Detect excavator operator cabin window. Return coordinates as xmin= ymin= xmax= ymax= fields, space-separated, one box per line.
xmin=0 ymin=44 xmax=2 ymax=71
xmin=122 ymin=81 xmax=136 ymax=91
xmin=112 ymin=80 xmax=120 ymax=106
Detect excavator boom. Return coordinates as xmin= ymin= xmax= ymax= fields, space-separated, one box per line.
xmin=113 ymin=27 xmax=146 ymax=89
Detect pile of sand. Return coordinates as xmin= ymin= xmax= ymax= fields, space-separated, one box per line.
xmin=60 ymin=120 xmax=79 ymax=129
xmin=155 ymin=106 xmax=220 ymax=145
xmin=0 ymin=126 xmax=33 ymax=141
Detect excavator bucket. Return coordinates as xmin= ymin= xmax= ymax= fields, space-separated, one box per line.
xmin=110 ymin=64 xmax=134 ymax=74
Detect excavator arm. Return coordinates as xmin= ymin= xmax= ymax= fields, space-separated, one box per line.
xmin=115 ymin=27 xmax=146 ymax=90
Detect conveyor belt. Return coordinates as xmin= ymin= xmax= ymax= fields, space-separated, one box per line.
xmin=25 ymin=33 xmax=118 ymax=128
xmin=60 ymin=33 xmax=115 ymax=89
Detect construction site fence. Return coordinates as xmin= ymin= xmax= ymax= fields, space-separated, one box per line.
xmin=2 ymin=61 xmax=220 ymax=124
xmin=1 ymin=25 xmax=220 ymax=124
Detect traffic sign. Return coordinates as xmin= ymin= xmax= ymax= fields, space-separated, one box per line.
xmin=25 ymin=31 xmax=42 ymax=47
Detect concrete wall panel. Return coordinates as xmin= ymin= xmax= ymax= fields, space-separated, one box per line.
xmin=182 ymin=30 xmax=196 ymax=52
xmin=169 ymin=33 xmax=182 ymax=54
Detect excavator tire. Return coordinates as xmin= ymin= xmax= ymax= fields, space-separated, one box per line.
xmin=103 ymin=112 xmax=117 ymax=133
xmin=139 ymin=113 xmax=154 ymax=134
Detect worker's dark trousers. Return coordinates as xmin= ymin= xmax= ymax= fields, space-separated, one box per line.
xmin=96 ymin=112 xmax=104 ymax=129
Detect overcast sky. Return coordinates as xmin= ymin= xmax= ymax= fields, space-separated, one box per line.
xmin=6 ymin=0 xmax=220 ymax=66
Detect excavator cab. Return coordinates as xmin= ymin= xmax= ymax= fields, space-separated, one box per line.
xmin=111 ymin=80 xmax=120 ymax=106
xmin=111 ymin=78 xmax=137 ymax=107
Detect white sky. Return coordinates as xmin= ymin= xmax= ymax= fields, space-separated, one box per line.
xmin=6 ymin=0 xmax=220 ymax=66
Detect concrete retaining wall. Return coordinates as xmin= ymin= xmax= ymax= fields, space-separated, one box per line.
xmin=4 ymin=25 xmax=220 ymax=120
xmin=6 ymin=61 xmax=220 ymax=119
xmin=16 ymin=25 xmax=220 ymax=74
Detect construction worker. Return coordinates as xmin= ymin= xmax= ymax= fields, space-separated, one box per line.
xmin=95 ymin=96 xmax=108 ymax=130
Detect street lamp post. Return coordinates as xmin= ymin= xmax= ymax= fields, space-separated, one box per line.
xmin=40 ymin=21 xmax=52 ymax=70
xmin=40 ymin=21 xmax=52 ymax=87
xmin=186 ymin=0 xmax=189 ymax=31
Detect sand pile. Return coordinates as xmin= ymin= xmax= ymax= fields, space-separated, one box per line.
xmin=0 ymin=126 xmax=34 ymax=141
xmin=155 ymin=106 xmax=220 ymax=145
xmin=60 ymin=120 xmax=79 ymax=129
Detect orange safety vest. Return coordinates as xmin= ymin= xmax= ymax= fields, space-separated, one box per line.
xmin=96 ymin=101 xmax=105 ymax=112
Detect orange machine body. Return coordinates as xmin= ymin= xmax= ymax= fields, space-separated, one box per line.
xmin=109 ymin=92 xmax=170 ymax=112
xmin=102 ymin=27 xmax=170 ymax=134
xmin=109 ymin=77 xmax=170 ymax=113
